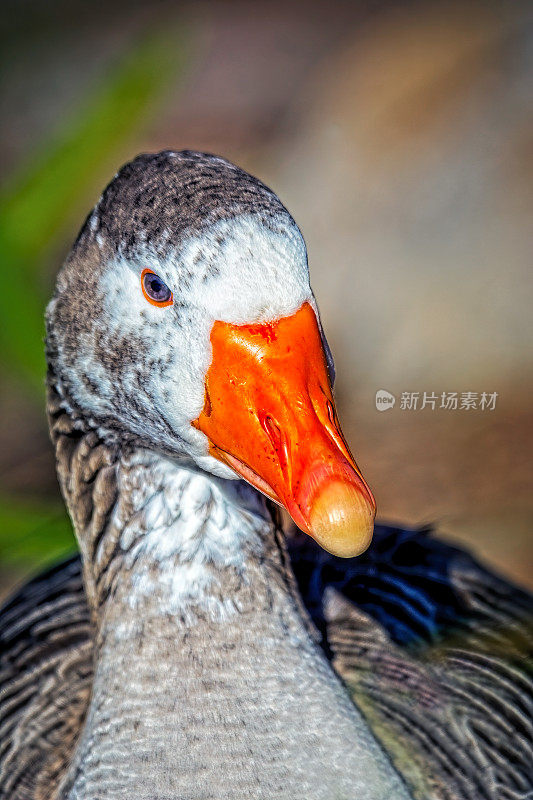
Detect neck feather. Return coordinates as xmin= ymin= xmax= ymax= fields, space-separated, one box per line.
xmin=48 ymin=381 xmax=411 ymax=800
xmin=47 ymin=379 xmax=298 ymax=629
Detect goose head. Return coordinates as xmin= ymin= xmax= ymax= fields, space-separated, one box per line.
xmin=46 ymin=150 xmax=375 ymax=557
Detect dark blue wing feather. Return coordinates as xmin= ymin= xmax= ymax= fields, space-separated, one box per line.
xmin=289 ymin=522 xmax=531 ymax=649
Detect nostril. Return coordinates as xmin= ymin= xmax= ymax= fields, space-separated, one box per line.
xmin=325 ymin=397 xmax=348 ymax=453
xmin=260 ymin=413 xmax=282 ymax=451
xmin=259 ymin=412 xmax=289 ymax=474
xmin=326 ymin=399 xmax=338 ymax=431
xmin=259 ymin=414 xmax=286 ymax=460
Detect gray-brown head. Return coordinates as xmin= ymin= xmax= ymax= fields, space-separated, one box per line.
xmin=46 ymin=150 xmax=375 ymax=558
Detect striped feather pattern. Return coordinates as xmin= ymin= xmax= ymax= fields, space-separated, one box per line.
xmin=0 ymin=557 xmax=93 ymax=800
xmin=1 ymin=526 xmax=531 ymax=798
xmin=289 ymin=525 xmax=533 ymax=799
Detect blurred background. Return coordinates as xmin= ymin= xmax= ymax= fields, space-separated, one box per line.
xmin=0 ymin=0 xmax=531 ymax=598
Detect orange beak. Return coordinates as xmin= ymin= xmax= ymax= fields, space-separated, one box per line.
xmin=193 ymin=302 xmax=375 ymax=557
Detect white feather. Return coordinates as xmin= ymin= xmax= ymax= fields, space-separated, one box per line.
xmin=114 ymin=451 xmax=271 ymax=620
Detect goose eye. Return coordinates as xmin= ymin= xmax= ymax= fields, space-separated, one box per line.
xmin=141 ymin=268 xmax=173 ymax=307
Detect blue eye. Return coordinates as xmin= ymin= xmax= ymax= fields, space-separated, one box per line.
xmin=141 ymin=269 xmax=173 ymax=307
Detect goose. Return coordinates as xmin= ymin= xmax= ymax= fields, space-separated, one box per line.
xmin=0 ymin=150 xmax=531 ymax=800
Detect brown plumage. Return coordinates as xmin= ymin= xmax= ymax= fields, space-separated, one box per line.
xmin=1 ymin=386 xmax=531 ymax=798
xmin=1 ymin=152 xmax=531 ymax=799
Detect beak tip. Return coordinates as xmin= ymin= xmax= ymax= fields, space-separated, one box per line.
xmin=308 ymin=480 xmax=375 ymax=558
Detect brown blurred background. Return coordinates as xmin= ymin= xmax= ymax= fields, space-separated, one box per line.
xmin=1 ymin=0 xmax=532 ymax=596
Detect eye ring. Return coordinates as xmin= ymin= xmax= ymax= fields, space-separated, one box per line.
xmin=141 ymin=268 xmax=173 ymax=307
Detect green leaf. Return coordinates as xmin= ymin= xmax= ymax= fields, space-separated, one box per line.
xmin=0 ymin=496 xmax=76 ymax=572
xmin=0 ymin=23 xmax=190 ymax=391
